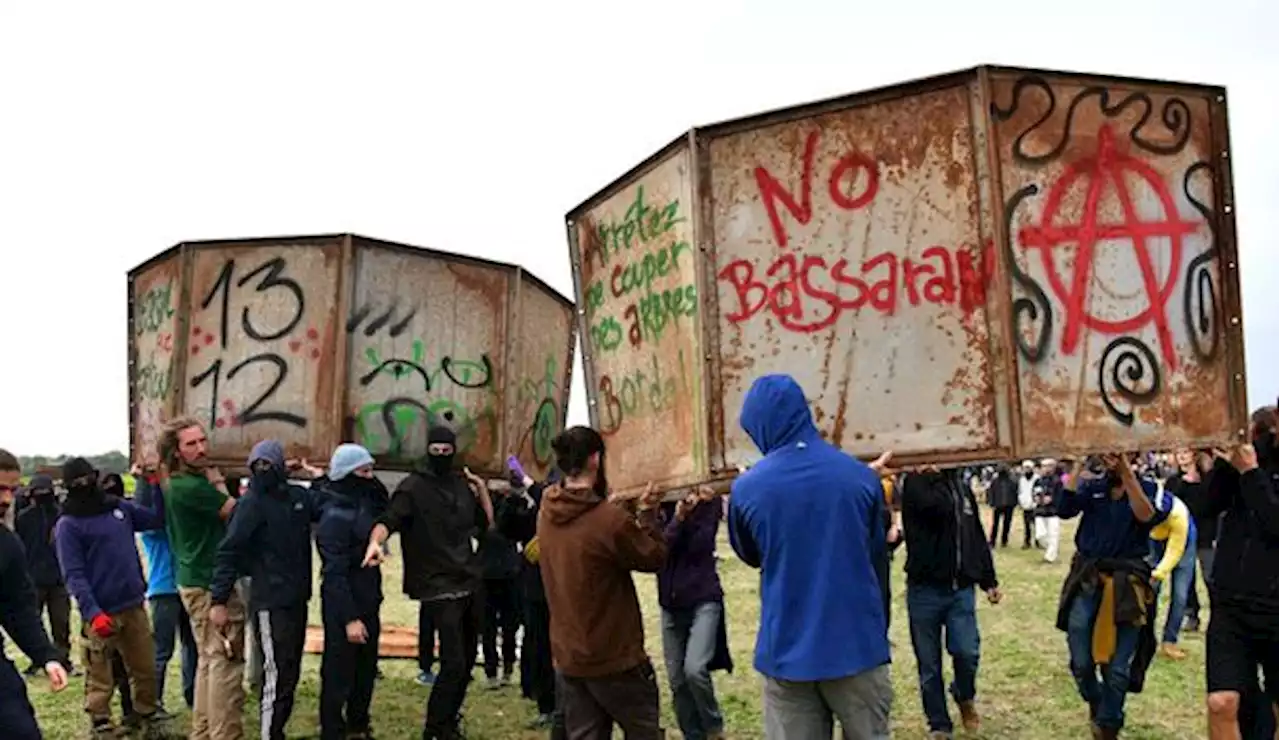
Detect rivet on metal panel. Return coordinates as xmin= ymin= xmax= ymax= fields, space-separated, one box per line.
xmin=1224 ymin=204 xmax=1233 ymax=214
xmin=566 ymin=219 xmax=574 ymax=227
xmin=1217 ymin=95 xmax=1225 ymax=103
xmin=1234 ymin=373 xmax=1244 ymax=381
xmin=577 ymin=308 xmax=586 ymax=316
xmin=589 ymin=398 xmax=597 ymax=406
xmin=1230 ymin=316 xmax=1240 ymax=326
xmin=1221 ymin=151 xmax=1229 ymax=159
xmin=1228 ymin=261 xmax=1236 ymax=269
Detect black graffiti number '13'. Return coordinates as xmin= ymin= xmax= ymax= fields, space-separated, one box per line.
xmin=202 ymin=257 xmax=306 ymax=347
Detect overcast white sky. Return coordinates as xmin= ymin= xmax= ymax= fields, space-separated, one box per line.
xmin=1 ymin=0 xmax=1275 ymax=456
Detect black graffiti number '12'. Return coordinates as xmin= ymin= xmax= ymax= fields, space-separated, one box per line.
xmin=202 ymin=257 xmax=306 ymax=347
xmin=190 ymin=354 xmax=308 ymax=428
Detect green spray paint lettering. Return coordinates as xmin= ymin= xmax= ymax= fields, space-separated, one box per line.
xmin=136 ymin=282 xmax=176 ymax=335
xmin=584 ymin=187 xmax=685 ymax=269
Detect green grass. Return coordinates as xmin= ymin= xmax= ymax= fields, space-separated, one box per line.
xmin=15 ymin=511 xmax=1208 ymax=739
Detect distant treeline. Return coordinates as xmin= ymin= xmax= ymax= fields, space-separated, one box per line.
xmin=18 ymin=451 xmax=129 ymax=476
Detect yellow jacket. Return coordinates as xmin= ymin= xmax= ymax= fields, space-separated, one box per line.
xmin=1149 ymin=491 xmax=1191 ymax=582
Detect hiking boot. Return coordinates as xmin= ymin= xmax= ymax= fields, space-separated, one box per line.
xmin=958 ymin=700 xmax=981 ymax=731
xmin=1160 ymin=642 xmax=1188 ymax=660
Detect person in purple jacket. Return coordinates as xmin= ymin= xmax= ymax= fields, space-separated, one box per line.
xmin=53 ymin=457 xmax=174 ymax=740
xmin=657 ymin=485 xmax=733 ymax=740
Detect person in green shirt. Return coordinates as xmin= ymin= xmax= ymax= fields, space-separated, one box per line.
xmin=158 ymin=417 xmax=245 ymax=740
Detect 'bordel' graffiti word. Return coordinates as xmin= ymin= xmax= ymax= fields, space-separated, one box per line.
xmin=755 ymin=129 xmax=880 ymax=250
xmin=1019 ymin=126 xmax=1197 ymax=369
xmin=598 ymin=349 xmax=690 ymax=435
xmin=719 ymin=243 xmax=994 ymax=333
xmin=582 ymin=185 xmax=685 ymax=270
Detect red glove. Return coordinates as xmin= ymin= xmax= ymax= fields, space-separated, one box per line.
xmin=90 ymin=613 xmax=115 ymax=639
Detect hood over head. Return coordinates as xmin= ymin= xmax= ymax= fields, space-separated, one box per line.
xmin=28 ymin=474 xmax=55 ymax=498
xmin=740 ymin=374 xmax=819 ymax=455
xmin=247 ymin=439 xmax=288 ymax=494
xmin=329 ymin=443 xmax=375 ymax=482
xmin=540 ymin=482 xmax=604 ymax=527
xmin=248 ymin=439 xmax=287 ymax=470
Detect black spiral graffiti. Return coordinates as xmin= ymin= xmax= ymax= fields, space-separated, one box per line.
xmin=1181 ymin=161 xmax=1220 ymax=361
xmin=990 ymin=76 xmax=1192 ymax=166
xmin=1098 ymin=337 xmax=1163 ymax=427
xmin=1004 ymin=184 xmax=1053 ymax=362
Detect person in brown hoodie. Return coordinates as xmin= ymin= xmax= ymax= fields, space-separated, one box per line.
xmin=537 ymin=426 xmax=668 ymax=740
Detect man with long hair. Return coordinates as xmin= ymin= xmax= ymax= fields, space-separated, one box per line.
xmin=361 ymin=425 xmax=493 ymax=740
xmin=158 ymin=418 xmax=244 ymax=740
xmin=537 ymin=425 xmax=667 ymax=739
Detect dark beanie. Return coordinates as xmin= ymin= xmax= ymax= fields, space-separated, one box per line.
xmin=62 ymin=457 xmax=96 ymax=484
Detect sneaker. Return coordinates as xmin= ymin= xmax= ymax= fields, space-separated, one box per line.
xmin=958 ymin=699 xmax=981 ymax=731
xmin=416 ymin=669 xmax=437 ymax=686
xmin=1183 ymin=615 xmax=1201 ymax=633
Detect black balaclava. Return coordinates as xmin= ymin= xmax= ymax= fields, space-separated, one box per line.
xmin=61 ymin=457 xmax=113 ymax=518
xmin=28 ymin=475 xmax=56 ymax=507
xmin=425 ymin=425 xmax=457 ymax=476
xmin=247 ymin=440 xmax=288 ymax=496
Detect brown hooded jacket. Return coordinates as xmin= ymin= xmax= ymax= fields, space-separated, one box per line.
xmin=537 ymin=483 xmax=667 ymax=678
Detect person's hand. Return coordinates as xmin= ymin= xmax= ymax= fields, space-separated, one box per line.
xmin=463 ymin=467 xmax=486 ymax=493
xmin=869 ymin=450 xmax=894 ymax=473
xmin=1230 ymin=443 xmax=1258 ymax=473
xmin=129 ymin=462 xmax=143 ymax=477
xmin=209 ymin=605 xmax=228 ymax=629
xmin=89 ymin=613 xmax=115 ymax=639
xmin=675 ymin=495 xmax=697 ymax=522
xmin=346 ymin=619 xmax=368 ymax=644
xmin=44 ymin=662 xmax=68 ymax=692
xmin=886 ymin=524 xmax=902 ymax=546
xmin=362 ymin=539 xmax=385 ymax=567
xmin=985 ymin=586 xmax=1002 ymax=605
xmin=205 ymin=467 xmax=226 ymax=487
xmin=290 ymin=458 xmax=324 ymax=479
xmin=638 ymin=481 xmax=664 ymax=511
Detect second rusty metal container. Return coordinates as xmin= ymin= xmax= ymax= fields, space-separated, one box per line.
xmin=128 ymin=234 xmax=575 ymax=478
xmin=567 ymin=65 xmax=1248 ymax=496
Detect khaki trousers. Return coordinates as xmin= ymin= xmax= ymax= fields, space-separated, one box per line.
xmin=82 ymin=604 xmax=158 ymax=723
xmin=181 ymin=587 xmax=247 ymax=740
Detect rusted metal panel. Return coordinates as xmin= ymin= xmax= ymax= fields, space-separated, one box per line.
xmin=568 ymin=144 xmax=708 ymax=495
xmin=345 ymin=240 xmax=508 ymax=472
xmin=704 ymin=83 xmax=1004 ymax=468
xmin=988 ymin=69 xmax=1245 ymax=454
xmin=179 ymin=237 xmax=346 ymax=464
xmin=504 ymin=272 xmax=577 ymax=478
xmin=128 ymin=254 xmax=184 ymax=467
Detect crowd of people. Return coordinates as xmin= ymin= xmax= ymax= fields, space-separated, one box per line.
xmin=0 ymin=376 xmax=1273 ymax=740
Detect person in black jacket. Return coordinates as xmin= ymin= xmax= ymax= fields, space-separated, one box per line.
xmin=361 ymin=425 xmax=494 ymax=740
xmin=497 ymin=459 xmax=559 ymax=730
xmin=479 ymin=502 xmax=521 ymax=690
xmin=207 ymin=440 xmax=324 ymax=740
xmin=986 ymin=466 xmax=1019 ymax=549
xmin=316 ymin=444 xmax=389 ymax=740
xmin=901 ymin=468 xmax=1001 ymax=738
xmin=1167 ymin=448 xmax=1216 ymax=633
xmin=1194 ymin=406 xmax=1278 ymax=740
xmin=0 ymin=448 xmax=70 ymax=738
xmin=14 ymin=474 xmax=72 ymax=674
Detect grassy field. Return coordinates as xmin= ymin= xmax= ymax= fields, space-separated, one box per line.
xmin=14 ymin=510 xmax=1209 ymax=739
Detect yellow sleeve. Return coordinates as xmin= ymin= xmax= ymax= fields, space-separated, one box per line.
xmin=1152 ymin=506 xmax=1189 ymax=582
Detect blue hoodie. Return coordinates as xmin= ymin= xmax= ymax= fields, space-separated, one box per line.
xmin=135 ymin=477 xmax=178 ymax=598
xmin=727 ymin=374 xmax=890 ymax=681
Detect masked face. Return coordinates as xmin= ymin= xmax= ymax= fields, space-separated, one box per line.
xmin=426 ymin=441 xmax=455 ymax=475
xmin=250 ymin=459 xmax=286 ymax=491
xmin=66 ymin=474 xmax=99 ymax=499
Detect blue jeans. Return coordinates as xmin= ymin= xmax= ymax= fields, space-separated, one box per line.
xmin=661 ymin=602 xmax=724 ymax=740
xmin=150 ymin=593 xmax=197 ymax=709
xmin=1150 ymin=540 xmax=1196 ymax=644
xmin=1066 ymin=583 xmax=1140 ymax=731
xmin=906 ymin=583 xmax=980 ymax=734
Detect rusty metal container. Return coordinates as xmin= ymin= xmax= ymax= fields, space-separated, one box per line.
xmin=128 ymin=234 xmax=575 ymax=478
xmin=567 ymin=66 xmax=1248 ymax=496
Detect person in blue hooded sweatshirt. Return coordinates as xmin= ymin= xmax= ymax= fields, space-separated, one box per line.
xmin=727 ymin=374 xmax=893 ymax=740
